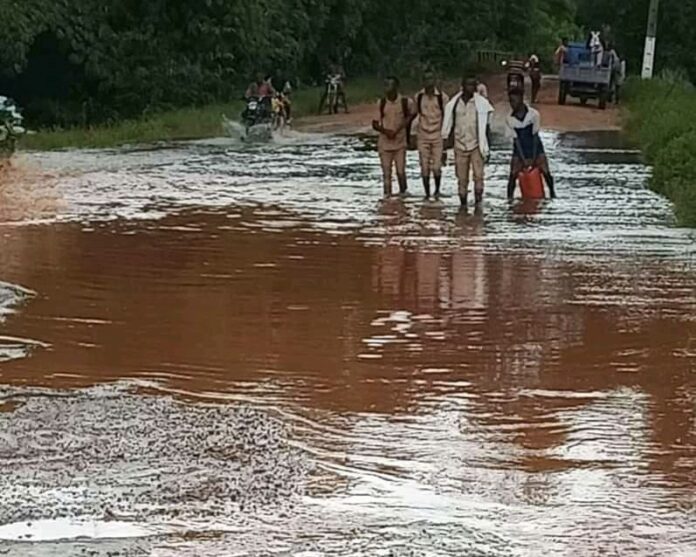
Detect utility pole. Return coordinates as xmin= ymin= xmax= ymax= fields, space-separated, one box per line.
xmin=641 ymin=0 xmax=660 ymax=79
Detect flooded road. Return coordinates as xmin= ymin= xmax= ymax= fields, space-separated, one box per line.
xmin=0 ymin=131 xmax=695 ymax=556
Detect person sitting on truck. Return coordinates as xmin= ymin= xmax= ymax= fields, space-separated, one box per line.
xmin=506 ymin=88 xmax=555 ymax=199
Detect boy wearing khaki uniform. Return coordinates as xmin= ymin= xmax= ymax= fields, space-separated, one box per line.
xmin=372 ymin=76 xmax=414 ymax=196
xmin=441 ymin=77 xmax=495 ymax=206
xmin=415 ymin=71 xmax=449 ymax=198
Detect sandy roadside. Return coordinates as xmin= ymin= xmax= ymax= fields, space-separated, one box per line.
xmin=296 ymin=73 xmax=620 ymax=135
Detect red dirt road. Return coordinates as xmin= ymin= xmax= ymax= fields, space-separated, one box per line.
xmin=297 ymin=74 xmax=620 ymax=135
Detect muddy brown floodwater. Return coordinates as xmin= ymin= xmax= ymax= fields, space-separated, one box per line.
xmin=0 ymin=130 xmax=694 ymax=556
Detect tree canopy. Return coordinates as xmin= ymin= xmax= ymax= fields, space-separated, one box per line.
xmin=0 ymin=0 xmax=693 ymax=126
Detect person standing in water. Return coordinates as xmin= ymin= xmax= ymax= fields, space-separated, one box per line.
xmin=441 ymin=77 xmax=494 ymax=207
xmin=415 ymin=71 xmax=449 ymax=198
xmin=506 ymin=88 xmax=555 ymax=199
xmin=372 ymin=76 xmax=414 ymax=197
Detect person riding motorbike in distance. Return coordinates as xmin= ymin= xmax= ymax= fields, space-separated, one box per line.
xmin=245 ymin=73 xmax=275 ymax=116
xmin=318 ymin=64 xmax=348 ymax=114
xmin=270 ymin=73 xmax=294 ymax=123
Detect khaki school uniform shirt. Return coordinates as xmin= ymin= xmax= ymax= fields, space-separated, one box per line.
xmin=454 ymin=97 xmax=479 ymax=152
xmin=416 ymin=90 xmax=449 ymax=143
xmin=378 ymin=95 xmax=415 ymax=151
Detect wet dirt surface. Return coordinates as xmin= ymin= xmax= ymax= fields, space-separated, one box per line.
xmin=0 ymin=130 xmax=694 ymax=556
xmin=297 ymin=75 xmax=620 ymax=135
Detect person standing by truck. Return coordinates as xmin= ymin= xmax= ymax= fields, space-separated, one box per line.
xmin=372 ymin=76 xmax=414 ymax=197
xmin=554 ymin=38 xmax=569 ymax=70
xmin=604 ymin=42 xmax=623 ymax=104
xmin=415 ymin=71 xmax=449 ymax=198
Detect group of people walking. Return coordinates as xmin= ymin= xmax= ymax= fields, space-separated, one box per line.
xmin=372 ymin=72 xmax=555 ymax=205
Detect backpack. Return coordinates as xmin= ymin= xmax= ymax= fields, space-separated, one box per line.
xmin=380 ymin=96 xmax=415 ymax=149
xmin=444 ymin=95 xmax=462 ymax=150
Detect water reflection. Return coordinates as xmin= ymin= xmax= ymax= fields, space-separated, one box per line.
xmin=0 ymin=130 xmax=694 ymax=554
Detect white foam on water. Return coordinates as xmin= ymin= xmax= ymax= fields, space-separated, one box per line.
xmin=0 ymin=518 xmax=154 ymax=542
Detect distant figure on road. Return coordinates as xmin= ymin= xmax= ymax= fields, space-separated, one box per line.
xmin=527 ymin=53 xmax=542 ymax=104
xmin=476 ymin=78 xmax=489 ymax=99
xmin=318 ymin=63 xmax=348 ymax=114
xmin=415 ymin=70 xmax=449 ymax=198
xmin=441 ymin=77 xmax=494 ymax=207
xmin=506 ymin=88 xmax=555 ymax=199
xmin=604 ymin=42 xmax=623 ymax=104
xmin=372 ymin=76 xmax=414 ymax=197
xmin=505 ymin=60 xmax=527 ymax=96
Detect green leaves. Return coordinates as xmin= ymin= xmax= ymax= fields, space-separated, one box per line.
xmin=3 ymin=0 xmax=693 ymax=128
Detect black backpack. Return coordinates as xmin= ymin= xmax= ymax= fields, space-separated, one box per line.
xmin=380 ymin=97 xmax=414 ymax=147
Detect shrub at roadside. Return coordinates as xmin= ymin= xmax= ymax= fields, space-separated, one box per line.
xmin=624 ymin=76 xmax=696 ymax=226
xmin=0 ymin=96 xmax=26 ymax=160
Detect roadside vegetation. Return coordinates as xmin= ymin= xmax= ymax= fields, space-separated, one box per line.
xmin=624 ymin=74 xmax=696 ymax=226
xmin=2 ymin=0 xmax=578 ymax=132
xmin=21 ymin=78 xmax=385 ymax=150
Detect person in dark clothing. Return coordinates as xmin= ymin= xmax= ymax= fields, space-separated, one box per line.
xmin=506 ymin=88 xmax=555 ymax=199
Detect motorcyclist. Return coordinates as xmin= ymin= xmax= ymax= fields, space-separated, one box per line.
xmin=245 ymin=73 xmax=275 ymax=100
xmin=318 ymin=63 xmax=348 ymax=114
xmin=241 ymin=73 xmax=274 ymax=130
xmin=269 ymin=72 xmax=293 ymax=123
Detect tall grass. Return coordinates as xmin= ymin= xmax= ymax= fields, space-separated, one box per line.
xmin=623 ymin=75 xmax=696 ymax=226
xmin=20 ymin=78 xmax=385 ymax=151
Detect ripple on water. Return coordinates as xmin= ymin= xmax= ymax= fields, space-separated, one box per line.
xmin=0 ymin=282 xmax=39 ymax=362
xmin=2 ymin=131 xmax=694 ymax=557
xmin=20 ymin=131 xmax=695 ymax=266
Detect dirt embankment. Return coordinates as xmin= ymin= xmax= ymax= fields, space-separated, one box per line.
xmin=297 ymin=74 xmax=620 ymax=135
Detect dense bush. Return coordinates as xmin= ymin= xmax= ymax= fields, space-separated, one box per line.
xmin=624 ymin=77 xmax=696 ymax=226
xmin=0 ymin=0 xmax=582 ymax=127
xmin=0 ymin=96 xmax=25 ymax=158
xmin=576 ymin=0 xmax=696 ymax=80
xmin=1 ymin=0 xmax=694 ymax=128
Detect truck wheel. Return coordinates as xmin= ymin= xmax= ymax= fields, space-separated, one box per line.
xmin=598 ymin=88 xmax=608 ymax=110
xmin=558 ymin=83 xmax=567 ymax=105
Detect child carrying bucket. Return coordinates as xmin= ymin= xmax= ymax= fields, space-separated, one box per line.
xmin=506 ymin=88 xmax=556 ymax=199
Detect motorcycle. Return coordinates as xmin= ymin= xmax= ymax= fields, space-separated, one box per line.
xmin=271 ymin=92 xmax=290 ymax=132
xmin=326 ymin=75 xmax=341 ymax=114
xmin=242 ymin=96 xmax=273 ymax=138
xmin=240 ymin=93 xmax=289 ymax=142
xmin=319 ymin=74 xmax=345 ymax=115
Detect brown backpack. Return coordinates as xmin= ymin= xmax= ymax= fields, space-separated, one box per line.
xmin=380 ymin=97 xmax=415 ymax=149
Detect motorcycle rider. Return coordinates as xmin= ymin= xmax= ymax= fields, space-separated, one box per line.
xmin=245 ymin=73 xmax=275 ymax=100
xmin=270 ymin=72 xmax=294 ymax=123
xmin=318 ymin=63 xmax=348 ymax=114
xmin=243 ymin=73 xmax=275 ymax=126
